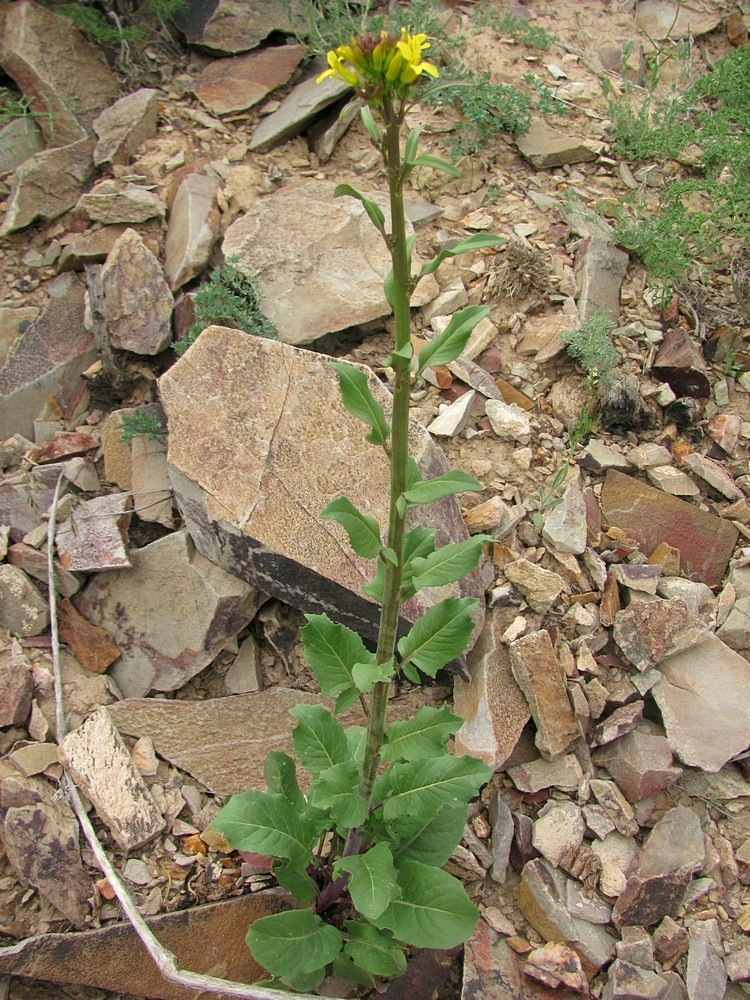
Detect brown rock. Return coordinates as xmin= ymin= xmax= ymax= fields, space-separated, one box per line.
xmin=0 ymin=564 xmax=49 ymax=635
xmin=0 ymin=641 xmax=32 ymax=726
xmin=589 ymin=778 xmax=639 ymax=838
xmin=56 ymin=492 xmax=132 ymax=573
xmin=454 ymin=608 xmax=531 ymax=769
xmin=193 ymin=44 xmax=304 ymax=115
xmin=509 ymin=630 xmax=577 ymax=759
xmin=58 ymin=598 xmax=120 ymax=674
xmin=77 ymin=180 xmax=165 ymax=224
xmin=504 ymin=558 xmax=566 ymax=613
xmin=599 ymin=569 xmax=620 ymax=627
xmin=590 ymin=702 xmax=644 ymax=747
xmin=164 ymin=173 xmax=220 ymax=291
xmin=575 ymin=237 xmax=629 ymax=324
xmin=651 ymin=328 xmax=711 ymax=398
xmin=0 ymin=891 xmax=294 ymax=997
xmin=93 ymin=88 xmax=159 ymax=167
xmin=681 ymin=451 xmax=743 ymax=500
xmin=613 ymin=597 xmax=707 ymax=671
xmin=0 ymin=115 xmax=44 ymax=174
xmin=160 ymin=327 xmax=486 ymax=648
xmin=707 ymin=412 xmax=741 ymax=455
xmin=57 ymin=224 xmax=129 ymax=272
xmin=7 ymin=542 xmax=81 ymax=597
xmin=0 ymin=0 xmax=119 ymax=145
xmin=525 ymin=942 xmax=588 ymax=993
xmin=648 ymin=541 xmax=681 ymax=576
xmin=593 ymin=728 xmax=682 ymax=802
xmin=178 ymin=0 xmax=295 ymax=55
xmin=600 ymin=470 xmax=738 ymax=589
xmin=516 ymin=120 xmax=600 ymax=169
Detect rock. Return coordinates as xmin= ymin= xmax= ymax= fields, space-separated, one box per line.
xmin=0 ymin=641 xmax=33 ymax=726
xmin=725 ymin=948 xmax=750 ymax=982
xmin=108 ymin=687 xmax=362 ymax=795
xmin=519 ymin=858 xmax=615 ymax=975
xmin=131 ymin=433 xmax=173 ymax=528
xmin=612 ymin=564 xmax=662 ymax=594
xmin=651 ymin=329 xmax=711 ymax=399
xmin=612 ymin=806 xmax=705 ymax=927
xmin=686 ymin=934 xmax=727 ymax=1000
xmin=0 ymin=466 xmax=62 ymax=542
xmin=509 ymin=630 xmax=578 ymax=759
xmin=57 ymin=598 xmax=120 ymax=674
xmin=74 ymin=529 xmax=263 ymax=698
xmin=718 ymin=595 xmax=750 ymax=653
xmin=453 ymin=608 xmax=531 ymax=769
xmin=427 ymin=390 xmax=476 ymax=437
xmin=487 ymin=791 xmax=514 ymax=883
xmin=707 ymin=412 xmax=740 ymax=455
xmin=463 ymin=496 xmax=521 ymax=535
xmin=579 ymin=439 xmax=631 ymax=472
xmin=463 ymin=925 xmax=583 ymax=1000
xmin=525 ymin=942 xmax=588 ymax=993
xmin=0 ymin=137 xmax=95 ymax=235
xmin=309 ymin=96 xmax=361 ymax=164
xmin=0 ymin=564 xmax=49 ymax=636
xmin=590 ymin=702 xmax=644 ymax=747
xmin=193 ymin=44 xmax=305 ymax=115
xmin=592 ymin=831 xmax=639 ymax=898
xmin=600 ymin=371 xmax=651 ymax=432
xmin=616 ymin=926 xmax=655 ymax=969
xmin=657 ymin=577 xmax=714 ymax=616
xmin=508 ymin=754 xmax=584 ymax=794
xmin=0 ymin=304 xmax=39 ymax=369
xmin=589 ymin=778 xmax=639 ymax=837
xmin=7 ymin=542 xmax=81 ymax=598
xmin=613 ymin=597 xmax=707 ymax=671
xmin=0 ymin=0 xmax=119 ymax=145
xmin=249 ymin=73 xmax=352 ymax=152
xmin=4 ymin=798 xmax=90 ymax=927
xmin=7 ymin=741 xmax=60 ymax=776
xmin=532 ymin=801 xmax=585 ymax=867
xmin=0 ymin=891 xmax=294 ymax=997
xmin=603 ymin=960 xmax=674 ymax=1000
xmin=627 ymin=443 xmax=673 ymax=469
xmin=223 ymin=180 xmax=402 ymax=344
xmin=77 ymin=180 xmax=165 ymax=224
xmin=516 ymin=119 xmax=600 ymax=168
xmin=504 ymin=558 xmax=566 ymax=613
xmin=485 ymin=398 xmax=532 ymax=444
xmin=177 ymin=0 xmax=295 ymax=55
xmin=159 ymin=328 xmax=485 ymax=647
xmin=594 ymin=729 xmax=682 ymax=802
xmin=164 ymin=173 xmax=220 ymax=291
xmin=680 ymin=451 xmax=743 ymax=500
xmin=97 ymin=228 xmax=173 ymax=355
xmin=646 ymin=464 xmax=700 ymax=497
xmin=652 ymin=634 xmax=750 ymax=771
xmin=635 ymin=1 xmax=721 ymax=39
xmin=56 ymin=492 xmax=133 ymax=573
xmin=225 ymin=633 xmax=262 ymax=693
xmin=575 ymin=238 xmax=629 ymax=322
xmin=600 ymin=470 xmax=738 ymax=589
xmin=542 ymin=476 xmax=587 ymax=555
xmin=57 ymin=224 xmax=128 ymax=272
xmin=54 ymin=649 xmax=116 ymax=721
xmin=60 ymin=708 xmax=164 ymax=851
xmin=422 ymin=277 xmax=469 ymax=323
xmin=92 ymin=88 xmax=159 ymax=169
xmin=0 ymin=115 xmax=44 ymax=174
xmin=518 ymin=312 xmax=576 ymax=361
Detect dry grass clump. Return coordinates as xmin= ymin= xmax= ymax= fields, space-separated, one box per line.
xmin=486 ymin=237 xmax=550 ymax=300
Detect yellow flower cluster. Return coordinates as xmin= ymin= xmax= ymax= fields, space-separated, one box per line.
xmin=317 ymin=29 xmax=438 ymax=95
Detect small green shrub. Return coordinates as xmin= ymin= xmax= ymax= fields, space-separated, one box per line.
xmin=119 ymin=410 xmax=166 ymax=443
xmin=174 ymin=256 xmax=277 ymax=357
xmin=563 ymin=311 xmax=618 ymax=385
xmin=44 ymin=0 xmax=186 ymax=50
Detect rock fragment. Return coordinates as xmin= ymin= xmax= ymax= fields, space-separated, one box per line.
xmin=177 ymin=0 xmax=295 ymax=55
xmin=77 ymin=180 xmax=165 ymax=224
xmin=542 ymin=476 xmax=587 ymax=555
xmin=93 ymin=88 xmax=159 ymax=167
xmin=485 ymin=398 xmax=532 ymax=444
xmin=594 ymin=728 xmax=682 ymax=801
xmin=193 ymin=45 xmax=305 ymax=115
xmin=646 ymin=464 xmax=700 ymax=497
xmin=575 ymin=237 xmax=629 ymax=322
xmin=516 ymin=120 xmax=600 ymax=168
xmin=509 ymin=630 xmax=577 ymax=758
xmin=0 ymin=138 xmax=95 ymax=235
xmin=0 ymin=641 xmax=33 ymax=726
xmin=686 ymin=930 xmax=727 ymax=1000
xmin=651 ymin=328 xmax=710 ymax=399
xmin=0 ymin=565 xmax=49 ymax=636
xmin=524 ymin=942 xmax=588 ymax=993
xmin=249 ymin=74 xmax=352 ymax=151
xmin=164 ymin=173 xmax=221 ymax=291
xmin=427 ymin=390 xmax=476 ymax=438
xmin=0 ymin=116 xmax=44 ymax=174
xmin=532 ymin=801 xmax=585 ymax=867
xmin=56 ymin=492 xmax=132 ymax=573
xmin=57 ymin=598 xmax=120 ymax=674
xmin=613 ymin=597 xmax=707 ymax=671
xmin=681 ymin=451 xmax=743 ymax=500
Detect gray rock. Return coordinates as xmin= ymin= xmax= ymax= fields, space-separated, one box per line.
xmin=613 ymin=597 xmax=707 ymax=672
xmin=656 ymin=577 xmax=714 ymax=616
xmin=223 ymin=180 xmax=400 ymax=345
xmin=594 ymin=728 xmax=682 ymax=802
xmin=579 ymin=439 xmax=631 ymax=472
xmin=98 ymin=228 xmax=173 ymax=354
xmin=427 ymin=390 xmax=476 ymax=438
xmin=164 ymin=173 xmax=220 ymax=291
xmin=0 ymin=116 xmax=44 ymax=175
xmin=504 ymin=558 xmax=566 ymax=613
xmin=59 ymin=708 xmax=164 ymax=851
xmin=131 ymin=433 xmax=173 ymax=528
xmin=589 ymin=778 xmax=639 ymax=838
xmin=542 ymin=476 xmax=587 ymax=555
xmin=509 ymin=630 xmax=577 ymax=759
xmin=0 ymin=565 xmax=49 ymax=636
xmin=0 ymin=138 xmax=95 ymax=235
xmin=603 ymin=960 xmax=673 ymax=1000
xmin=627 ymin=443 xmax=673 ymax=469
xmin=652 ymin=634 xmax=750 ymax=771
xmin=717 ymin=596 xmax=750 ymax=653
xmin=93 ymin=88 xmax=159 ymax=167
xmin=532 ymin=801 xmax=585 ymax=866
xmin=177 ymin=0 xmax=295 ymax=55
xmin=646 ymin=465 xmax=700 ymax=497
xmin=225 ymin=633 xmax=262 ymax=693
xmin=487 ymin=790 xmax=514 ymax=883
xmin=681 ymin=452 xmax=743 ymax=500
xmin=0 ymin=642 xmax=32 ymax=726
xmin=575 ymin=237 xmax=629 ymax=323
xmin=77 ymin=180 xmax=165 ymax=224
xmin=635 ymin=1 xmax=721 ymax=39
xmin=508 ymin=754 xmax=583 ymax=794
xmin=159 ymin=327 xmax=486 ymax=647
xmin=485 ymin=398 xmax=531 ymax=444
xmin=0 ymin=0 xmax=119 ymax=145
xmin=74 ymin=529 xmax=263 ymax=698
xmin=686 ymin=936 xmax=727 ymax=1000
xmin=55 ymin=492 xmax=133 ymax=573
xmin=516 ymin=119 xmax=600 ymax=169
xmin=612 ymin=806 xmax=705 ymax=927
xmin=249 ymin=72 xmax=352 ymax=152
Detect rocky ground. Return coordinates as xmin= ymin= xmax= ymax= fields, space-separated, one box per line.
xmin=2 ymin=0 xmax=750 ymax=997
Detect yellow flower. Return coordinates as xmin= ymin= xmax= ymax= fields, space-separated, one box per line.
xmin=316 ymin=28 xmax=438 ymax=97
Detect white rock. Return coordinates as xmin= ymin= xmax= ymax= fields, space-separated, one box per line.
xmin=485 ymin=399 xmax=531 ymax=445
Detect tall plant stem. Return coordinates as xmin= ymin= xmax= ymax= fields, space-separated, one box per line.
xmin=357 ymin=96 xmax=412 ymax=812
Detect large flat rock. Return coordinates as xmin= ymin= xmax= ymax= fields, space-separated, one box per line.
xmin=222 ymin=179 xmax=403 ymax=345
xmin=159 ymin=326 xmax=486 ymax=647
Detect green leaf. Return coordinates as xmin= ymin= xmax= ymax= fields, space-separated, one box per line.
xmin=384 ymin=267 xmax=396 ymax=312
xmin=247 ymin=909 xmax=343 ymax=977
xmin=291 ymin=704 xmax=349 ymax=775
xmin=374 ymin=861 xmax=479 ymax=948
xmin=381 ymin=704 xmax=463 ymax=763
xmin=416 ymin=306 xmax=491 ymax=373
xmin=301 ymin=613 xmax=373 ymax=701
xmin=272 ymin=861 xmax=318 ymax=903
xmin=211 ymin=792 xmax=316 ymax=868
xmin=308 ymin=762 xmax=368 ymax=829
xmin=419 ymin=233 xmax=507 ymax=278
xmin=405 ymin=457 xmax=422 ymax=489
xmin=387 ymin=803 xmax=467 ymax=866
xmin=403 ymin=469 xmax=483 ymax=507
xmin=345 ymin=725 xmax=367 ymax=766
xmin=334 ymin=183 xmax=386 ymax=238
xmin=408 ymin=153 xmax=460 ymax=177
xmin=373 ymin=755 xmax=492 ymax=821
xmin=410 ymin=535 xmax=492 ymax=590
xmin=362 ymin=558 xmax=386 ymax=603
xmin=404 ymin=123 xmax=424 ymax=164
xmin=279 ymin=968 xmax=326 ymax=992
xmin=360 ymin=106 xmax=381 ymax=144
xmin=352 ymin=657 xmax=396 ymax=694
xmin=320 ymin=497 xmax=382 ymax=558
xmin=381 ymin=546 xmax=398 ymax=566
xmin=397 ymin=597 xmax=479 ymax=676
xmin=333 ymin=953 xmax=376 ymax=988
xmin=400 ymin=660 xmax=420 ymax=683
xmin=391 ymin=342 xmax=414 ymax=364
xmin=333 ymin=842 xmax=400 ymax=921
xmin=344 ymin=921 xmax=408 ymax=978
xmin=263 ymin=751 xmax=304 ymax=811
xmin=334 ymin=686 xmax=361 ymax=715
xmin=329 ymin=362 xmax=391 ymax=446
